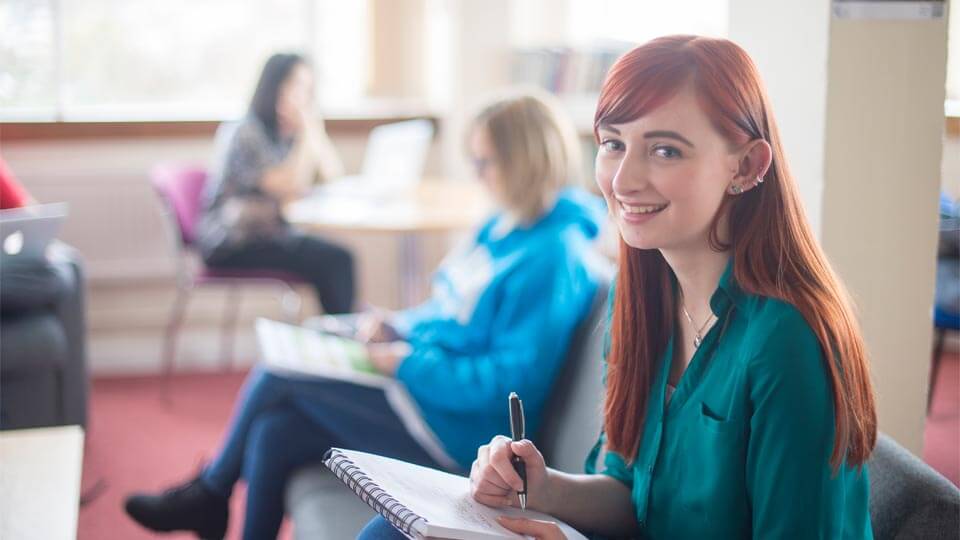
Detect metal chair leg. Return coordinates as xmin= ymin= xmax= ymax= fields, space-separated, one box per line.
xmin=220 ymin=284 xmax=242 ymax=371
xmin=161 ymin=286 xmax=191 ymax=404
xmin=398 ymin=233 xmax=423 ymax=307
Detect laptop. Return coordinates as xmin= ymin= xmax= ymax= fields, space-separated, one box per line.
xmin=318 ymin=118 xmax=435 ymax=198
xmin=0 ymin=203 xmax=68 ymax=259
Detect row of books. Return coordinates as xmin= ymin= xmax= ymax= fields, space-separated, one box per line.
xmin=510 ymin=44 xmax=630 ymax=96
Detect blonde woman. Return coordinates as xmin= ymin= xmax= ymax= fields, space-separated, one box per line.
xmin=126 ymin=90 xmax=608 ymax=540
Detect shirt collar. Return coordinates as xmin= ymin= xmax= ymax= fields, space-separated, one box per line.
xmin=708 ymin=257 xmax=747 ymax=316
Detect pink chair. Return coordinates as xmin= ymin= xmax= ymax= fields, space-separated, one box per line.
xmin=150 ymin=163 xmax=305 ymax=381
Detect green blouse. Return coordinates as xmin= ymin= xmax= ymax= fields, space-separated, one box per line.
xmin=585 ymin=262 xmax=872 ymax=539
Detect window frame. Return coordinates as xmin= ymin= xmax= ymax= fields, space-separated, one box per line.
xmin=0 ymin=0 xmax=372 ymax=124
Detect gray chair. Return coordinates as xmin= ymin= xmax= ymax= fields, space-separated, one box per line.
xmin=533 ymin=284 xmax=608 ymax=474
xmin=0 ymin=245 xmax=88 ymax=429
xmin=285 ymin=273 xmax=960 ymax=539
xmin=285 ymin=272 xmax=612 ymax=539
xmin=867 ymin=433 xmax=960 ymax=540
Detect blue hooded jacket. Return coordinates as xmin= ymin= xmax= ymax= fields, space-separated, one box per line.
xmin=393 ymin=187 xmax=607 ymax=469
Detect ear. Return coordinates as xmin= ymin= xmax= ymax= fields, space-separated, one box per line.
xmin=727 ymin=139 xmax=772 ymax=195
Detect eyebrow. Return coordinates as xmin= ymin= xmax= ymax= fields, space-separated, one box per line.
xmin=643 ymin=130 xmax=695 ymax=148
xmin=598 ymin=123 xmax=621 ymax=134
xmin=598 ymin=124 xmax=696 ymax=149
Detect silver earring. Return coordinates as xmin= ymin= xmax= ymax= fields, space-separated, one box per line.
xmin=729 ymin=185 xmax=742 ymax=195
xmin=756 ymin=175 xmax=764 ymax=184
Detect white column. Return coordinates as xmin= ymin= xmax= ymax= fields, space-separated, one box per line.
xmin=368 ymin=0 xmax=427 ymax=98
xmin=439 ymin=0 xmax=512 ymax=180
xmin=729 ymin=0 xmax=949 ymax=455
xmin=820 ymin=12 xmax=948 ymax=455
xmin=728 ymin=0 xmax=831 ymax=236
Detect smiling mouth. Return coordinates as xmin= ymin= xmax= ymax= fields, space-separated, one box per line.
xmin=619 ymin=202 xmax=668 ymax=215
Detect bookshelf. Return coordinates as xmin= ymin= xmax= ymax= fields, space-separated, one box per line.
xmin=510 ymin=44 xmax=629 ymax=134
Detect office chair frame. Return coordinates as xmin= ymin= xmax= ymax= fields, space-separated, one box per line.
xmin=152 ymin=181 xmax=302 ymax=399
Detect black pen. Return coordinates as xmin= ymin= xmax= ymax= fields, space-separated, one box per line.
xmin=508 ymin=391 xmax=527 ymax=510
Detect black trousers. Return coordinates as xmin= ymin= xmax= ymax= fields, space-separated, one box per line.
xmin=205 ymin=232 xmax=355 ymax=314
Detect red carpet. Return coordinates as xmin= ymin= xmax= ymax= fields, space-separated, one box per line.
xmin=924 ymin=351 xmax=960 ymax=487
xmin=78 ymin=355 xmax=960 ymax=539
xmin=78 ymin=370 xmax=292 ymax=540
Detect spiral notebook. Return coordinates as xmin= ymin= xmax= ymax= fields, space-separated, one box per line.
xmin=324 ymin=448 xmax=588 ymax=540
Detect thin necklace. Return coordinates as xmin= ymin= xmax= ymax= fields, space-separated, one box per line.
xmin=680 ymin=294 xmax=715 ymax=349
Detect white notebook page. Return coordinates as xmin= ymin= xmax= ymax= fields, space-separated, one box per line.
xmin=335 ymin=449 xmax=588 ymax=540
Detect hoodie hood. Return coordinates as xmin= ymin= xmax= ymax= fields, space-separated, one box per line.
xmin=480 ymin=187 xmax=606 ymax=248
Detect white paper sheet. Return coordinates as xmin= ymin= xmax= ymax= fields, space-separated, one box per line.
xmin=255 ymin=319 xmax=458 ymax=470
xmin=331 ymin=449 xmax=589 ymax=540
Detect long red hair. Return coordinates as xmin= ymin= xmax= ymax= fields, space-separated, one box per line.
xmin=598 ymin=36 xmax=876 ymax=470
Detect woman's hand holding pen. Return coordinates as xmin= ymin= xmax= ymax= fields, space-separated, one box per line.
xmin=471 ymin=437 xmax=566 ymax=538
xmin=470 ymin=436 xmax=552 ymax=511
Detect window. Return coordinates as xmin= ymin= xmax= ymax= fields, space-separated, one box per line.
xmin=0 ymin=0 xmax=370 ymax=121
xmin=0 ymin=0 xmax=57 ymax=118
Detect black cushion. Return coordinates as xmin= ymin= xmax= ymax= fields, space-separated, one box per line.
xmin=0 ymin=256 xmax=68 ymax=315
xmin=0 ymin=313 xmax=68 ymax=372
xmin=0 ymin=246 xmax=87 ymax=430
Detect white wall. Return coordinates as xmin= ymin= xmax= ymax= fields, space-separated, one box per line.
xmin=3 ymin=134 xmax=367 ymax=279
xmin=3 ymin=137 xmax=216 ymax=281
xmin=728 ymin=0 xmax=831 ymax=236
xmin=439 ymin=0 xmax=513 ymax=183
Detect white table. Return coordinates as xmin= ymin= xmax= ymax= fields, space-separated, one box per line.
xmin=0 ymin=425 xmax=84 ymax=540
xmin=287 ymin=180 xmax=491 ymax=306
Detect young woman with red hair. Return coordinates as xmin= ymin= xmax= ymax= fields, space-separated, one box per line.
xmin=438 ymin=35 xmax=879 ymax=539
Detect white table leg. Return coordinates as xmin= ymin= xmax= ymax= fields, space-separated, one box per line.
xmin=398 ymin=233 xmax=422 ymax=307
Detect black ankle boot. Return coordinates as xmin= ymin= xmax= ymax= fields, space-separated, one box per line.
xmin=124 ymin=477 xmax=229 ymax=540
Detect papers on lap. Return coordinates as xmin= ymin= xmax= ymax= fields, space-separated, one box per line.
xmin=255 ymin=318 xmax=386 ymax=387
xmin=254 ymin=318 xmax=459 ymax=470
xmin=325 ymin=448 xmax=588 ymax=540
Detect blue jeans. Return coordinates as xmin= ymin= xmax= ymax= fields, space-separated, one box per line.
xmin=357 ymin=515 xmax=408 ymax=540
xmin=200 ymin=366 xmax=440 ymax=540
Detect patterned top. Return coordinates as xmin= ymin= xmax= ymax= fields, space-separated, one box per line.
xmin=196 ymin=115 xmax=293 ymax=260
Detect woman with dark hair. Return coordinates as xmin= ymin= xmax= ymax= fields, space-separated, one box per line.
xmin=363 ymin=35 xmax=878 ymax=540
xmin=196 ymin=53 xmax=354 ymax=314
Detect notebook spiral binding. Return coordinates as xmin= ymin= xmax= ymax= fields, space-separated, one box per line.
xmin=327 ymin=451 xmax=425 ymax=536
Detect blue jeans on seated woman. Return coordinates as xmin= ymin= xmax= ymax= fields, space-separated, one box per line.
xmin=199 ymin=366 xmax=441 ymax=540
xmin=357 ymin=515 xmax=409 ymax=539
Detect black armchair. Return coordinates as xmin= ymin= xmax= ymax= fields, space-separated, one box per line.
xmin=0 ymin=244 xmax=88 ymax=429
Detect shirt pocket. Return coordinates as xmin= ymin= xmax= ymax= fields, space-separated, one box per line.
xmin=697 ymin=400 xmax=742 ymax=435
xmin=666 ymin=402 xmax=750 ymax=538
